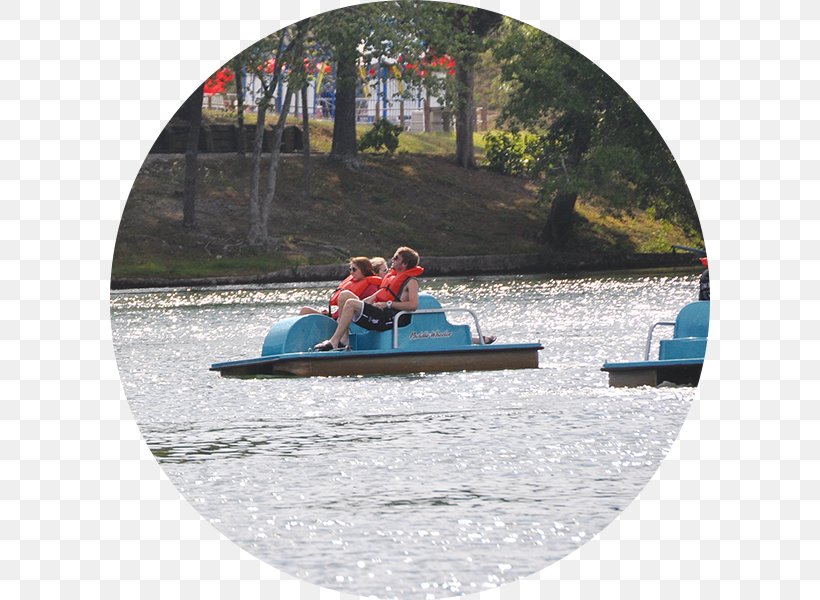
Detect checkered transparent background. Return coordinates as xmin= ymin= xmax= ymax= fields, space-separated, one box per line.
xmin=3 ymin=0 xmax=816 ymax=598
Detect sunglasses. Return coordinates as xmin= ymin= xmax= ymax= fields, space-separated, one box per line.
xmin=349 ymin=266 xmax=359 ymax=272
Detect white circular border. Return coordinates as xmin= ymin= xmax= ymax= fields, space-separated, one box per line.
xmin=5 ymin=0 xmax=812 ymax=598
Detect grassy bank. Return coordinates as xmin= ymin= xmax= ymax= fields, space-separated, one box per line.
xmin=200 ymin=109 xmax=488 ymax=157
xmin=113 ymin=124 xmax=702 ymax=281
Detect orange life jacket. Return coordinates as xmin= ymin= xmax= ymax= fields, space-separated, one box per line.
xmin=329 ymin=275 xmax=382 ymax=315
xmin=374 ymin=266 xmax=424 ymax=303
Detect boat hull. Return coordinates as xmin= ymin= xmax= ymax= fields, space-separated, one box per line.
xmin=601 ymin=358 xmax=703 ymax=387
xmin=211 ymin=344 xmax=542 ymax=378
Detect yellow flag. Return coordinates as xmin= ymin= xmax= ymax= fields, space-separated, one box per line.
xmin=359 ymin=65 xmax=371 ymax=97
xmin=315 ymin=65 xmax=325 ymax=95
xmin=393 ymin=65 xmax=404 ymax=93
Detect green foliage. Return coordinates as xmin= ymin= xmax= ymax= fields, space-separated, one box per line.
xmin=474 ymin=48 xmax=507 ymax=115
xmin=412 ymin=4 xmax=504 ymax=106
xmin=492 ymin=20 xmax=701 ymax=239
xmin=359 ymin=120 xmax=404 ymax=154
xmin=482 ymin=130 xmax=546 ymax=177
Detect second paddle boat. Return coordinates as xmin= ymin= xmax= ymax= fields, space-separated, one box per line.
xmin=601 ymin=300 xmax=710 ymax=387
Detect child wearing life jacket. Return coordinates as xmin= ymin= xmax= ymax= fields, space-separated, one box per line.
xmin=299 ymin=257 xmax=382 ymax=319
xmin=370 ymin=256 xmax=388 ymax=277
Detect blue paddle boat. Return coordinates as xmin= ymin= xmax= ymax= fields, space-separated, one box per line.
xmin=210 ymin=293 xmax=543 ymax=378
xmin=601 ymin=301 xmax=710 ymax=387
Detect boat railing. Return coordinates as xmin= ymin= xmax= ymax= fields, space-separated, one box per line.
xmin=644 ymin=321 xmax=675 ymax=359
xmin=392 ymin=308 xmax=485 ymax=350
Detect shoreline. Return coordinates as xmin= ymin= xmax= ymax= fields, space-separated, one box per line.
xmin=110 ymin=252 xmax=702 ymax=291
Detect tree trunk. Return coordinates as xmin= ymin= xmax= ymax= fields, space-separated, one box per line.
xmin=246 ymin=22 xmax=308 ymax=247
xmin=331 ymin=46 xmax=360 ymax=162
xmin=301 ymin=85 xmax=312 ymax=199
xmin=454 ymin=57 xmax=476 ymax=169
xmin=235 ymin=69 xmax=246 ymax=156
xmin=247 ymin=101 xmax=269 ymax=247
xmin=424 ymin=90 xmax=431 ymax=133
xmin=261 ymin=25 xmax=307 ymax=243
xmin=182 ymin=83 xmax=204 ymax=229
xmin=539 ymin=191 xmax=578 ymax=248
xmin=538 ymin=118 xmax=592 ymax=247
xmin=262 ymin=89 xmax=294 ymax=236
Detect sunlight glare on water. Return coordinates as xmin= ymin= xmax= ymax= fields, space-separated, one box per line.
xmin=111 ymin=273 xmax=700 ymax=598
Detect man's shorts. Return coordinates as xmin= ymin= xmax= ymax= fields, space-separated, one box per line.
xmin=354 ymin=303 xmax=398 ymax=331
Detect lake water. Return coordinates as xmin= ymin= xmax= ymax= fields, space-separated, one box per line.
xmin=111 ymin=272 xmax=701 ymax=598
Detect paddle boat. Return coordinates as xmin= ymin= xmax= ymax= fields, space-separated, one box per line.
xmin=601 ymin=300 xmax=710 ymax=387
xmin=210 ymin=293 xmax=543 ymax=378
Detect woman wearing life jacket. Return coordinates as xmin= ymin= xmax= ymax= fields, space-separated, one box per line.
xmin=299 ymin=257 xmax=382 ymax=319
xmin=314 ymin=246 xmax=422 ymax=351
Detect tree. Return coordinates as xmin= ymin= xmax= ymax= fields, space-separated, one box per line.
xmin=331 ymin=41 xmax=360 ymax=161
xmin=230 ymin=61 xmax=247 ymax=156
xmin=493 ymin=21 xmax=697 ymax=247
xmin=177 ymin=66 xmax=233 ymax=229
xmin=236 ymin=23 xmax=309 ymax=247
xmin=261 ymin=23 xmax=310 ymax=234
xmin=311 ymin=6 xmax=375 ymax=165
xmin=176 ymin=82 xmax=204 ymax=229
xmin=433 ymin=6 xmax=503 ymax=168
xmin=300 ymin=84 xmax=312 ymax=198
xmin=204 ymin=65 xmax=245 ymax=155
xmin=312 ymin=3 xmax=446 ymax=164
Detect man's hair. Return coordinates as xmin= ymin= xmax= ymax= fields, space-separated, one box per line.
xmin=395 ymin=246 xmax=419 ymax=269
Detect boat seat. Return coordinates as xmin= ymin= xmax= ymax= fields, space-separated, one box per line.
xmin=659 ymin=301 xmax=709 ymax=360
xmin=672 ymin=300 xmax=710 ymax=338
xmin=261 ymin=314 xmax=338 ymax=356
xmin=349 ymin=293 xmax=472 ymax=351
xmin=414 ymin=293 xmax=445 ymax=312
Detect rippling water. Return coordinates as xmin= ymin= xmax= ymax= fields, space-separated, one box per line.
xmin=111 ymin=273 xmax=700 ymax=598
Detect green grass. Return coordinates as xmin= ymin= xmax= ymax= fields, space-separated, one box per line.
xmin=395 ymin=131 xmax=486 ymax=159
xmin=202 ymin=109 xmax=485 ymax=157
xmin=574 ymin=202 xmax=700 ymax=254
xmin=115 ymin=253 xmax=298 ymax=279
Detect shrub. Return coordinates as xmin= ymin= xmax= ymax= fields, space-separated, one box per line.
xmin=483 ymin=130 xmax=545 ymax=178
xmin=359 ymin=120 xmax=404 ymax=154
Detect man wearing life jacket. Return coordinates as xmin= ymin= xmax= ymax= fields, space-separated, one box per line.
xmin=698 ymin=256 xmax=710 ymax=301
xmin=314 ymin=246 xmax=423 ymax=351
xmin=299 ymin=257 xmax=382 ymax=319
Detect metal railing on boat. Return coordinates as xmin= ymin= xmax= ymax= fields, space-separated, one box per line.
xmin=644 ymin=321 xmax=675 ymax=359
